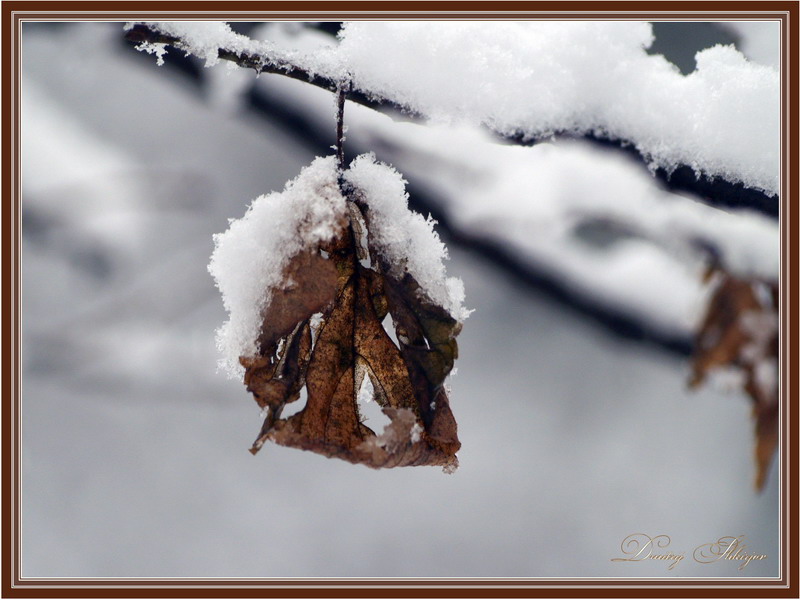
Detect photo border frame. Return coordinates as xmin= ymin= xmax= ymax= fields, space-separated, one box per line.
xmin=3 ymin=2 xmax=796 ymax=596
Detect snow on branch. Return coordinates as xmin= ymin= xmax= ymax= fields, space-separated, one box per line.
xmin=338 ymin=22 xmax=779 ymax=198
xmin=124 ymin=22 xmax=406 ymax=117
xmin=126 ymin=21 xmax=779 ymax=202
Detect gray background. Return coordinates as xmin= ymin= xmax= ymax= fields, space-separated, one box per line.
xmin=20 ymin=22 xmax=779 ymax=578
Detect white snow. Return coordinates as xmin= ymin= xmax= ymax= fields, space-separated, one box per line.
xmin=208 ymin=156 xmax=346 ymax=375
xmin=410 ymin=422 xmax=423 ymax=443
xmin=337 ymin=21 xmax=779 ymax=195
xmin=127 ymin=21 xmax=267 ymax=68
xmin=129 ymin=21 xmax=780 ymax=195
xmin=209 ymin=154 xmax=468 ymax=375
xmin=254 ymin=21 xmax=338 ymax=55
xmin=344 ymin=154 xmax=470 ymax=322
xmin=126 ymin=20 xmax=342 ymax=77
xmin=135 ymin=41 xmax=168 ymax=66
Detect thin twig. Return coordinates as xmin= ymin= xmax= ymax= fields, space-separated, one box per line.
xmin=336 ymin=83 xmax=348 ymax=172
xmin=124 ymin=24 xmax=416 ymax=119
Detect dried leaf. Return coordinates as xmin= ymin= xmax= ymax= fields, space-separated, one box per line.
xmin=241 ymin=249 xmax=338 ymax=414
xmin=255 ymin=250 xmax=339 ymax=353
xmin=690 ymin=269 xmax=778 ymax=491
xmin=242 ymin=198 xmax=461 ymax=470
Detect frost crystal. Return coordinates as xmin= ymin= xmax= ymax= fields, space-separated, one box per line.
xmin=134 ymin=41 xmax=168 ymax=66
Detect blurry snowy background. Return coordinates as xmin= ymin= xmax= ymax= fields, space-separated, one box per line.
xmin=21 ymin=20 xmax=780 ymax=578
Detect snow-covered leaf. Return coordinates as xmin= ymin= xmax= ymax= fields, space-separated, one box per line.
xmin=210 ymin=156 xmax=464 ymax=469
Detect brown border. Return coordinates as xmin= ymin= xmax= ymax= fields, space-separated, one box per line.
xmin=3 ymin=2 xmax=797 ymax=598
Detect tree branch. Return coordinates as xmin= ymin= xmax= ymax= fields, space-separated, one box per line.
xmin=124 ymin=24 xmax=411 ymax=119
xmin=124 ymin=22 xmax=778 ymax=219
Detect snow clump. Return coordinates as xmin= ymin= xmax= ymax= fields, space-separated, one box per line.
xmin=209 ymin=154 xmax=467 ymax=377
xmin=344 ymin=154 xmax=470 ymax=323
xmin=208 ymin=156 xmax=345 ymax=375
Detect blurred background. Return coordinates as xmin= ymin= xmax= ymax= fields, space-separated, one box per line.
xmin=20 ymin=21 xmax=780 ymax=578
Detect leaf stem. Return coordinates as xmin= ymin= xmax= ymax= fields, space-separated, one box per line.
xmin=336 ymin=83 xmax=348 ymax=173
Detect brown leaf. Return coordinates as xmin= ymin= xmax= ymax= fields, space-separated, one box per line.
xmin=242 ymin=200 xmax=461 ymax=470
xmin=690 ymin=269 xmax=779 ymax=491
xmin=241 ymin=249 xmax=337 ymax=421
xmin=381 ymin=272 xmax=461 ymax=458
xmin=255 ymin=250 xmax=339 ymax=354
